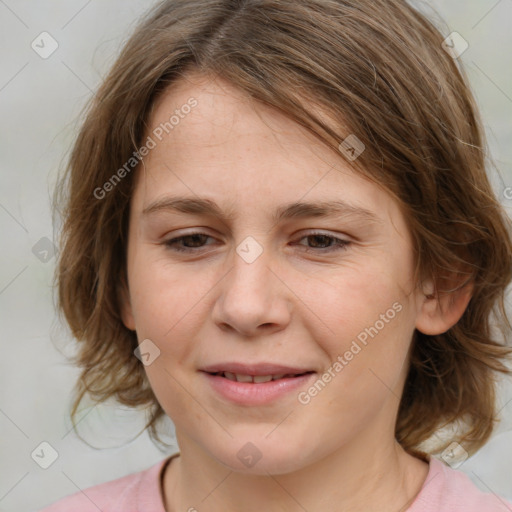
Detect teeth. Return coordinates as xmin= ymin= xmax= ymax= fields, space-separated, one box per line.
xmin=219 ymin=372 xmax=298 ymax=383
xmin=253 ymin=375 xmax=273 ymax=383
xmin=236 ymin=374 xmax=253 ymax=383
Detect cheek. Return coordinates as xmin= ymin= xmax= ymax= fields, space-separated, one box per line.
xmin=127 ymin=249 xmax=225 ymax=372
xmin=303 ymin=261 xmax=413 ymax=345
xmin=128 ymin=248 xmax=202 ymax=331
xmin=299 ymin=269 xmax=415 ymax=430
xmin=298 ymin=258 xmax=417 ymax=407
xmin=127 ymin=256 xmax=208 ymax=416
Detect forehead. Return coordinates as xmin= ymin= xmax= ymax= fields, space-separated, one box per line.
xmin=133 ymin=72 xmax=402 ymax=231
xmin=146 ymin=72 xmax=335 ymax=167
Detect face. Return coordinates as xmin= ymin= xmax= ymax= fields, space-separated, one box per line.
xmin=122 ymin=72 xmax=427 ymax=475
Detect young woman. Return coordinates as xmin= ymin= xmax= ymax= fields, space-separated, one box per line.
xmin=41 ymin=0 xmax=512 ymax=510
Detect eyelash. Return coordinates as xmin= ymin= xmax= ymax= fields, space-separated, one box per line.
xmin=163 ymin=231 xmax=350 ymax=254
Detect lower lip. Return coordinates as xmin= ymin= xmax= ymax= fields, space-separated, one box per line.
xmin=202 ymin=372 xmax=316 ymax=405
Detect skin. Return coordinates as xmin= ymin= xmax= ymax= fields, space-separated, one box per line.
xmin=121 ymin=71 xmax=471 ymax=511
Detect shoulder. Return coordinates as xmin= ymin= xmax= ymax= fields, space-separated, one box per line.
xmin=37 ymin=456 xmax=173 ymax=512
xmin=408 ymin=456 xmax=512 ymax=512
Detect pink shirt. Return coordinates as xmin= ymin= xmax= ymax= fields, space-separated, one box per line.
xmin=38 ymin=453 xmax=512 ymax=511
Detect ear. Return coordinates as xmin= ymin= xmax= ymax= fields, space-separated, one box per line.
xmin=415 ymin=274 xmax=473 ymax=335
xmin=118 ymin=275 xmax=136 ymax=331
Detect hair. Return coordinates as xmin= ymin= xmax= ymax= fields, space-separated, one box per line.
xmin=55 ymin=0 xmax=512 ymax=459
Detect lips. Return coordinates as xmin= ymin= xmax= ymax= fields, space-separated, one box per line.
xmin=210 ymin=371 xmax=312 ymax=383
xmin=201 ymin=364 xmax=317 ymax=405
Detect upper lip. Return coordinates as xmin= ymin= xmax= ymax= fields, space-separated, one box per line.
xmin=200 ymin=362 xmax=314 ymax=376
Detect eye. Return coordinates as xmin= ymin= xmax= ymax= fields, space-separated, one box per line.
xmin=164 ymin=232 xmax=215 ymax=253
xmin=294 ymin=232 xmax=350 ymax=253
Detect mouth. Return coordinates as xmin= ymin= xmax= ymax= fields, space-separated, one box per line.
xmin=200 ymin=363 xmax=316 ymax=405
xmin=206 ymin=371 xmax=314 ymax=383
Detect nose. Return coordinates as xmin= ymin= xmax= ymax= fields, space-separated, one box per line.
xmin=211 ymin=245 xmax=292 ymax=338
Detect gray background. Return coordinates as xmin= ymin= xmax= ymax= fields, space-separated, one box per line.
xmin=0 ymin=1 xmax=511 ymax=511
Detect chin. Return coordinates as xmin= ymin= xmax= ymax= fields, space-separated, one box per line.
xmin=207 ymin=435 xmax=312 ymax=475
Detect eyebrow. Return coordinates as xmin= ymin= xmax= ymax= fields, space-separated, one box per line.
xmin=141 ymin=196 xmax=381 ymax=225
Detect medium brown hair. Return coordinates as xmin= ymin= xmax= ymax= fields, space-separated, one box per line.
xmin=55 ymin=0 xmax=512 ymax=458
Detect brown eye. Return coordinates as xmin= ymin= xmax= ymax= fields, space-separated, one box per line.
xmin=295 ymin=232 xmax=350 ymax=253
xmin=164 ymin=233 xmax=214 ymax=252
